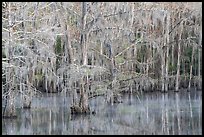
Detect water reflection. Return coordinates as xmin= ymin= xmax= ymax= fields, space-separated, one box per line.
xmin=2 ymin=91 xmax=202 ymax=135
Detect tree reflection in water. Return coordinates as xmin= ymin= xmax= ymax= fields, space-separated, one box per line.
xmin=2 ymin=91 xmax=202 ymax=135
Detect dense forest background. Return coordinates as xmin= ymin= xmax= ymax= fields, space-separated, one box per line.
xmin=2 ymin=2 xmax=202 ymax=117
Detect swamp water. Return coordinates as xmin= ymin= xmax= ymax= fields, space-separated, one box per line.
xmin=2 ymin=90 xmax=202 ymax=135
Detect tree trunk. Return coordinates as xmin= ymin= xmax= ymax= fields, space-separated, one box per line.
xmin=3 ymin=3 xmax=17 ymax=118
xmin=3 ymin=93 xmax=17 ymax=118
xmin=23 ymin=69 xmax=33 ymax=108
xmin=4 ymin=68 xmax=17 ymax=118
xmin=65 ymin=24 xmax=74 ymax=64
xmin=198 ymin=21 xmax=202 ymax=90
xmin=161 ymin=50 xmax=165 ymax=92
xmin=175 ymin=22 xmax=183 ymax=92
xmin=70 ymin=2 xmax=90 ymax=114
xmin=175 ymin=46 xmax=181 ymax=92
xmin=130 ymin=3 xmax=134 ymax=28
xmin=188 ymin=46 xmax=194 ymax=91
xmin=58 ymin=3 xmax=74 ymax=65
xmin=81 ymin=2 xmax=88 ymax=65
xmin=80 ymin=2 xmax=89 ymax=112
xmin=78 ymin=77 xmax=90 ymax=113
xmin=165 ymin=12 xmax=170 ymax=92
xmin=161 ymin=14 xmax=166 ymax=92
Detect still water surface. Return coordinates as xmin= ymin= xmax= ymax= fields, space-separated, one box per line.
xmin=2 ymin=90 xmax=202 ymax=135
